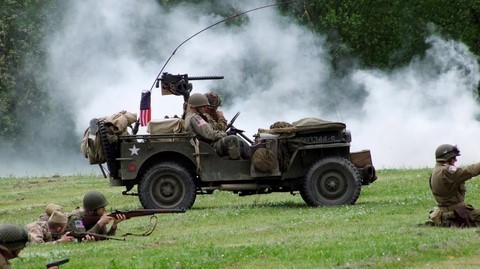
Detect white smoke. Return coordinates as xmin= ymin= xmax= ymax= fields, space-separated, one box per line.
xmin=3 ymin=0 xmax=479 ymax=177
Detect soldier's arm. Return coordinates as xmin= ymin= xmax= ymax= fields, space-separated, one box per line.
xmin=67 ymin=215 xmax=86 ymax=233
xmin=452 ymin=163 xmax=480 ymax=182
xmin=217 ymin=115 xmax=228 ymax=131
xmin=191 ymin=115 xmax=226 ymax=141
xmin=27 ymin=226 xmax=46 ymax=244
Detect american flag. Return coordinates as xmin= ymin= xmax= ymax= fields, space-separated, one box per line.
xmin=139 ymin=90 xmax=151 ymax=126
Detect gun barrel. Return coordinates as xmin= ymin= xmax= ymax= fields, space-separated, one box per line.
xmin=109 ymin=208 xmax=186 ymax=219
xmin=188 ymin=75 xmax=224 ymax=80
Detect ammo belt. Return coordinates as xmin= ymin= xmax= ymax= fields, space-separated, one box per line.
xmin=438 ymin=202 xmax=465 ymax=212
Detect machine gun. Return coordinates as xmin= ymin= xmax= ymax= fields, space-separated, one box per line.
xmin=156 ymin=72 xmax=223 ymax=118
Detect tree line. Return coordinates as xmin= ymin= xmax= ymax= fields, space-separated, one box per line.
xmin=1 ymin=0 xmax=479 ymax=148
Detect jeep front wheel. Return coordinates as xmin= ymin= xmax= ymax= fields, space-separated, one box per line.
xmin=138 ymin=162 xmax=196 ymax=210
xmin=300 ymin=157 xmax=361 ymax=206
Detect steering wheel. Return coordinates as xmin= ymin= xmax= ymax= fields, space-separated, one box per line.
xmin=226 ymin=112 xmax=240 ymax=130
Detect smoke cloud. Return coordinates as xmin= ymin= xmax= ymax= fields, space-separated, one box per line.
xmin=1 ymin=0 xmax=479 ymax=176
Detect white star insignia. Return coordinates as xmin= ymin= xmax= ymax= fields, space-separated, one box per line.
xmin=129 ymin=145 xmax=140 ymax=156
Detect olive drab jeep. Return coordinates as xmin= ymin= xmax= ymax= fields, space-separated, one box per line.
xmin=82 ymin=73 xmax=377 ymax=210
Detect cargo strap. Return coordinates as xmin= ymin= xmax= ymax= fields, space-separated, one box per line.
xmin=190 ymin=138 xmax=201 ymax=174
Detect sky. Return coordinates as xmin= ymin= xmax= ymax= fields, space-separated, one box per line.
xmin=2 ymin=0 xmax=480 ymax=177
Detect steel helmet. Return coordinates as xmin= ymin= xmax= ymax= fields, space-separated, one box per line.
xmin=188 ymin=93 xmax=210 ymax=108
xmin=83 ymin=190 xmax=108 ymax=211
xmin=0 ymin=224 xmax=28 ymax=251
xmin=435 ymin=144 xmax=461 ymax=162
xmin=205 ymin=92 xmax=222 ymax=109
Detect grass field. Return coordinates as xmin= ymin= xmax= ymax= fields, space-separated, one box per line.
xmin=2 ymin=169 xmax=480 ymax=268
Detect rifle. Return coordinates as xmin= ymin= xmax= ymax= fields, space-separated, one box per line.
xmin=68 ymin=231 xmax=126 ymax=242
xmin=82 ymin=208 xmax=186 ymax=232
xmin=46 ymin=258 xmax=69 ymax=269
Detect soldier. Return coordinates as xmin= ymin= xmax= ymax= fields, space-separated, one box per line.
xmin=203 ymin=92 xmax=227 ymax=131
xmin=38 ymin=203 xmax=64 ymax=222
xmin=67 ymin=191 xmax=125 ymax=238
xmin=0 ymin=224 xmax=28 ymax=269
xmin=428 ymin=144 xmax=480 ymax=227
xmin=184 ymin=93 xmax=249 ymax=160
xmin=26 ymin=211 xmax=73 ymax=244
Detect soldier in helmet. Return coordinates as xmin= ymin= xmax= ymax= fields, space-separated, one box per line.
xmin=184 ymin=93 xmax=249 ymax=160
xmin=26 ymin=211 xmax=73 ymax=244
xmin=0 ymin=224 xmax=28 ymax=269
xmin=67 ymin=191 xmax=126 ymax=239
xmin=203 ymin=92 xmax=227 ymax=131
xmin=428 ymin=144 xmax=480 ymax=227
xmin=38 ymin=203 xmax=64 ymax=222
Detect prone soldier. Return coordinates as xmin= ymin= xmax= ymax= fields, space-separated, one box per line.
xmin=67 ymin=191 xmax=126 ymax=240
xmin=26 ymin=211 xmax=73 ymax=244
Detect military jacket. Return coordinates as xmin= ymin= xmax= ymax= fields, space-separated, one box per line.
xmin=184 ymin=112 xmax=226 ymax=143
xmin=203 ymin=113 xmax=227 ymax=132
xmin=430 ymin=162 xmax=480 ymax=207
xmin=67 ymin=208 xmax=115 ymax=235
xmin=26 ymin=221 xmax=53 ymax=244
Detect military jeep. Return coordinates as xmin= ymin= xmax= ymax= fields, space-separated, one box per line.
xmin=85 ymin=73 xmax=376 ymax=210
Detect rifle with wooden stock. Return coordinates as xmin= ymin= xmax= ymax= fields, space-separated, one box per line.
xmin=82 ymin=208 xmax=185 ymax=227
xmin=82 ymin=208 xmax=186 ymax=236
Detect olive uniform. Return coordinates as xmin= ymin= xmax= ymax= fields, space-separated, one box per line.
xmin=203 ymin=112 xmax=227 ymax=131
xmin=429 ymin=144 xmax=480 ymax=227
xmin=203 ymin=92 xmax=228 ymax=131
xmin=185 ymin=93 xmax=249 ymax=160
xmin=184 ymin=112 xmax=248 ymax=159
xmin=67 ymin=208 xmax=116 ymax=235
xmin=67 ymin=191 xmax=117 ymax=236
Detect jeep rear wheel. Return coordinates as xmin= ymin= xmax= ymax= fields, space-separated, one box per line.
xmin=98 ymin=121 xmax=119 ymax=179
xmin=138 ymin=162 xmax=196 ymax=210
xmin=300 ymin=157 xmax=361 ymax=206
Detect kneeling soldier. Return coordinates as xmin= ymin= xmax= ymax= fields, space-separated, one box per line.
xmin=429 ymin=144 xmax=480 ymax=227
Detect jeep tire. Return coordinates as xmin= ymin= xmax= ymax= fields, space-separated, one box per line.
xmin=300 ymin=157 xmax=361 ymax=206
xmin=138 ymin=162 xmax=196 ymax=209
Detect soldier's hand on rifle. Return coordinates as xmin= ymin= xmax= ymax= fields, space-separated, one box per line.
xmin=57 ymin=232 xmax=74 ymax=243
xmin=83 ymin=234 xmax=96 ymax=242
xmin=216 ymin=110 xmax=224 ymax=118
xmin=97 ymin=214 xmax=114 ymax=227
xmin=112 ymin=213 xmax=127 ymax=226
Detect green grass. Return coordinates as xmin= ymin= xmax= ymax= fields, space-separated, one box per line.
xmin=2 ymin=169 xmax=480 ymax=268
